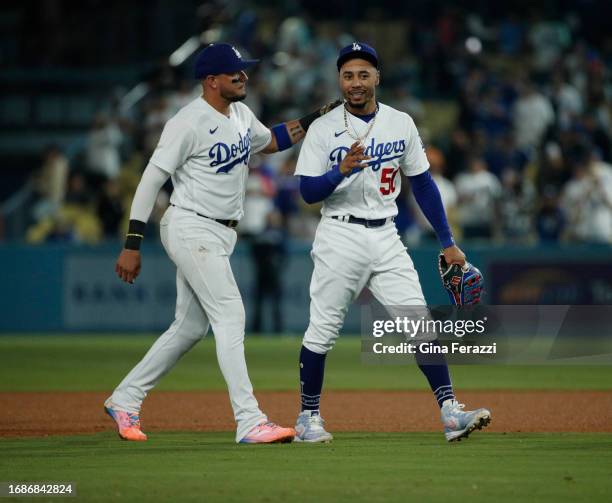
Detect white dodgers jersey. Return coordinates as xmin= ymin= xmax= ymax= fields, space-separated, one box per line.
xmin=295 ymin=103 xmax=429 ymax=219
xmin=150 ymin=97 xmax=272 ymax=220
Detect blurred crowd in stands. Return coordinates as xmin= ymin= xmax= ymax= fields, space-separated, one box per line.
xmin=23 ymin=2 xmax=612 ymax=247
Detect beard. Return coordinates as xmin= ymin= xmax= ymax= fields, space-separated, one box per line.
xmin=347 ymin=99 xmax=367 ymax=109
xmin=221 ymin=88 xmax=247 ymax=102
xmin=344 ymin=90 xmax=374 ymax=110
xmin=228 ymin=94 xmax=247 ymax=102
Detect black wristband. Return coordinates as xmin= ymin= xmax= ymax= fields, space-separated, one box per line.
xmin=299 ymin=99 xmax=343 ymax=132
xmin=124 ymin=220 xmax=146 ymax=250
xmin=298 ymin=110 xmax=320 ymax=132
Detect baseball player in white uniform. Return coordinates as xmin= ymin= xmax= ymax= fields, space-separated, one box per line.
xmin=293 ymin=42 xmax=491 ymax=443
xmin=104 ymin=43 xmax=340 ymax=444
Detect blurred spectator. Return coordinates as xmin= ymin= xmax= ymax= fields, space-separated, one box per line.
xmin=7 ymin=2 xmax=612 ymax=249
xmin=538 ymin=141 xmax=571 ymax=194
xmin=276 ymin=151 xmax=321 ymax=240
xmin=143 ymin=96 xmax=174 ymax=157
xmin=560 ymin=152 xmax=612 ymax=244
xmin=277 ymin=16 xmax=311 ymax=55
xmin=455 ymin=157 xmax=502 ymax=239
xmin=536 ymin=187 xmax=565 ymax=242
xmin=27 ymin=172 xmax=102 ymax=245
xmin=240 ymin=158 xmax=276 ymax=237
xmin=528 ymin=16 xmax=572 ymax=74
xmin=97 ymin=179 xmax=125 ymax=238
xmin=512 ymin=79 xmax=554 ymax=151
xmin=86 ymin=113 xmax=123 ymax=181
xmin=581 ymin=113 xmax=612 ymax=163
xmin=64 ymin=172 xmax=91 ymax=206
xmin=30 ymin=145 xmax=69 ymax=223
xmin=476 ymin=85 xmax=512 ymax=140
xmin=240 ymin=159 xmax=286 ymax=333
xmin=484 ymin=133 xmax=528 ymax=178
xmin=549 ymin=69 xmax=583 ymax=130
xmin=445 ymin=128 xmax=472 ymax=179
xmin=457 ymin=67 xmax=486 ymax=134
xmin=498 ymin=14 xmax=525 ymax=55
xmin=167 ymin=79 xmax=201 ymax=115
xmin=466 ymin=13 xmax=497 ymax=44
xmin=499 ymin=168 xmax=537 ymax=242
xmin=274 ymin=155 xmax=301 ymax=230
xmin=250 ymin=210 xmax=286 ymax=333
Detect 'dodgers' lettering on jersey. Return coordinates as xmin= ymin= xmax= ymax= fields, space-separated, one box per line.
xmin=329 ymin=137 xmax=406 ymax=171
xmin=210 ymin=128 xmax=252 ymax=173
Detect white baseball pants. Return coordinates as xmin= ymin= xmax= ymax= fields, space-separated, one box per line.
xmin=110 ymin=205 xmax=266 ymax=442
xmin=303 ymin=216 xmax=428 ymax=354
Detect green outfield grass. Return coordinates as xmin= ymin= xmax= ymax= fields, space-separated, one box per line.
xmin=1 ymin=335 xmax=611 ymax=392
xmin=2 ymin=336 xmax=611 ymax=502
xmin=1 ymin=432 xmax=611 ymax=502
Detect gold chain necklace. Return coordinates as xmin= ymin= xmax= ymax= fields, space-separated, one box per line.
xmin=343 ymin=102 xmax=379 ymax=143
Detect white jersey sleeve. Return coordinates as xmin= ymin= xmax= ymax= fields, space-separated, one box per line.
xmin=248 ymin=108 xmax=272 ymax=153
xmin=399 ymin=115 xmax=429 ymax=177
xmin=294 ymin=123 xmax=328 ymax=176
xmin=129 ymin=163 xmax=170 ymax=223
xmin=149 ymin=118 xmax=197 ymax=175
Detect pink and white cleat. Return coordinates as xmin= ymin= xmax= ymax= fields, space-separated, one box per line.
xmin=104 ymin=400 xmax=148 ymax=441
xmin=239 ymin=421 xmax=296 ymax=444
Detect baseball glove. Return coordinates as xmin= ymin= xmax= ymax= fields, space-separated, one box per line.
xmin=438 ymin=253 xmax=483 ymax=305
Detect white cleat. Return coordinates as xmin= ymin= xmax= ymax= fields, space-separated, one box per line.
xmin=441 ymin=399 xmax=491 ymax=442
xmin=294 ymin=410 xmax=334 ymax=443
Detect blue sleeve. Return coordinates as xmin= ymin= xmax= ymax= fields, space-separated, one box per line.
xmin=409 ymin=171 xmax=455 ymax=248
xmin=299 ymin=165 xmax=345 ymax=204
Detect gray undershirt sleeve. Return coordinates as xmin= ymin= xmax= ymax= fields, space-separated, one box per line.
xmin=129 ymin=163 xmax=171 ymax=223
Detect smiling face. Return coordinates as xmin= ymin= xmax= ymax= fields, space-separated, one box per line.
xmin=339 ymin=58 xmax=379 ymax=112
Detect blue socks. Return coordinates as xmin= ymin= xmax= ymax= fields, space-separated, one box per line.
xmin=414 ymin=342 xmax=456 ymax=407
xmin=299 ymin=342 xmax=454 ymax=411
xmin=299 ymin=345 xmax=327 ymax=412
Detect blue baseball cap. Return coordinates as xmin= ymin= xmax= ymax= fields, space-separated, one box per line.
xmin=337 ymin=42 xmax=378 ymax=71
xmin=194 ymin=43 xmax=259 ymax=79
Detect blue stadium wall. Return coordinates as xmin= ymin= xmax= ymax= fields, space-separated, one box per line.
xmin=0 ymin=242 xmax=611 ymax=333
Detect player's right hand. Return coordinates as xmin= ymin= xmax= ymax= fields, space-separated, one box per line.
xmin=115 ymin=249 xmax=141 ymax=284
xmin=339 ymin=141 xmax=371 ymax=176
xmin=442 ymin=244 xmax=466 ymax=267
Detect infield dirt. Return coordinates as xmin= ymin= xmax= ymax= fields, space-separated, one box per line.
xmin=1 ymin=390 xmax=611 ymax=437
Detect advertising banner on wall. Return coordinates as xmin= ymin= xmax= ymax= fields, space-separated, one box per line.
xmin=488 ymin=262 xmax=612 ymax=305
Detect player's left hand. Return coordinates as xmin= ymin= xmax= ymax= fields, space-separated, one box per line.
xmin=442 ymin=244 xmax=466 ymax=267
